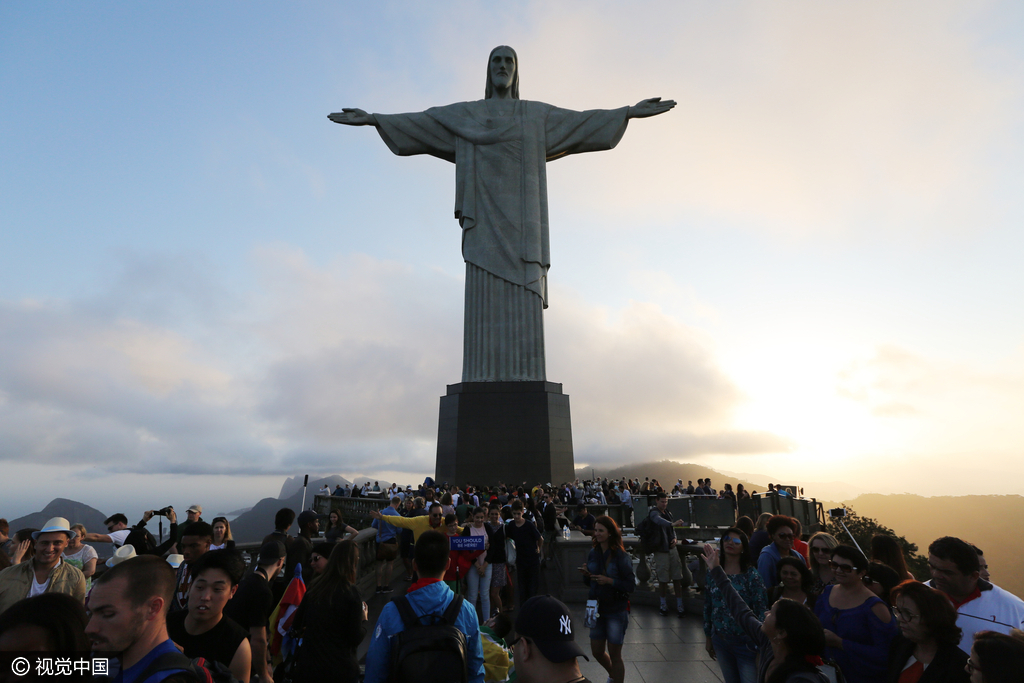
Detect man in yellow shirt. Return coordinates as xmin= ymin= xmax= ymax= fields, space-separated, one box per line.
xmin=370 ymin=502 xmax=444 ymax=542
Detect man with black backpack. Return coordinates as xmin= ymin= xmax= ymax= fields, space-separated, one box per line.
xmin=364 ymin=530 xmax=485 ymax=683
xmin=646 ymin=491 xmax=688 ymax=618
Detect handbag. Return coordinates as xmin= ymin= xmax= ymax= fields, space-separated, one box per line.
xmin=505 ymin=537 xmax=517 ymax=565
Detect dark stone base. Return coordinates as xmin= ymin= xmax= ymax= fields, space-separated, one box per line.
xmin=435 ymin=381 xmax=575 ymax=487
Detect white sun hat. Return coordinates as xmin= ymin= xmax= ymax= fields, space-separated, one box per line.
xmin=32 ymin=517 xmax=77 ymax=540
xmin=105 ymin=545 xmax=137 ymax=567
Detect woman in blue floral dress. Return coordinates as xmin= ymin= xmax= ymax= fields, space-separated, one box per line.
xmin=704 ymin=527 xmax=769 ymax=683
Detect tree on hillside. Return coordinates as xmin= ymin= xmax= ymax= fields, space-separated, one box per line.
xmin=825 ymin=506 xmax=930 ymax=579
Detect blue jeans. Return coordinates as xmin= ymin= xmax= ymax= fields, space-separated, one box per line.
xmin=711 ymin=632 xmax=757 ymax=683
xmin=590 ymin=609 xmax=629 ymax=645
xmin=465 ymin=563 xmax=492 ymax=618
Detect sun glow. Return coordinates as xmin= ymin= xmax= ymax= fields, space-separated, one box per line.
xmin=724 ymin=339 xmax=884 ymax=469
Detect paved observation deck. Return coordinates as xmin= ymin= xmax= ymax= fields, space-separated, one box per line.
xmin=355 ymin=549 xmax=724 ymax=683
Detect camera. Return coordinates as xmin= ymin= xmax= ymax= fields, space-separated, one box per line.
xmin=154 ymin=506 xmax=174 ymax=517
xmin=827 ymin=508 xmax=847 ymax=519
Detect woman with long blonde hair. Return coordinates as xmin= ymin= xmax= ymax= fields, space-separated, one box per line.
xmin=210 ymin=517 xmax=235 ymax=551
xmin=807 ymin=531 xmax=839 ymax=594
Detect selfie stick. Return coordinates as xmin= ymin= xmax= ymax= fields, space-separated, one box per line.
xmin=838 ymin=519 xmax=864 ymax=555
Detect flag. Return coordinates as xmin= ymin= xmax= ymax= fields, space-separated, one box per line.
xmin=268 ymin=563 xmax=306 ymax=665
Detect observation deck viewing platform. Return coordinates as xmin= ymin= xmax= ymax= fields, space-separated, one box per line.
xmin=353 ymin=553 xmax=724 ymax=683
xmin=295 ymin=491 xmax=824 ymax=682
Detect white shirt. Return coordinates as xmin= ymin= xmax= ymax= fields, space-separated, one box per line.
xmin=28 ymin=559 xmax=59 ymax=597
xmin=108 ymin=529 xmax=131 ymax=548
xmin=927 ymin=579 xmax=1024 ymax=652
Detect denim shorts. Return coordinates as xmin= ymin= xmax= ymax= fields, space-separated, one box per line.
xmin=589 ymin=608 xmax=629 ymax=645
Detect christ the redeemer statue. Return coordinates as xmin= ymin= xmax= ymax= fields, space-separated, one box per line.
xmin=330 ymin=46 xmax=674 ymax=382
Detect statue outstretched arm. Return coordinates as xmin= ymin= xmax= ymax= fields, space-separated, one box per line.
xmin=627 ymin=97 xmax=676 ymax=119
xmin=328 ymin=108 xmax=378 ymax=126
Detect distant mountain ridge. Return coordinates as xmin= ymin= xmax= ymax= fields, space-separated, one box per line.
xmin=8 ymin=498 xmax=109 ymax=534
xmin=578 ymin=460 xmax=865 ymax=501
xmin=7 ymin=498 xmax=117 ymax=558
xmin=276 ymin=474 xmax=398 ymax=499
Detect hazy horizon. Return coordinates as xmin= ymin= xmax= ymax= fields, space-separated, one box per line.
xmin=3 ymin=463 xmax=1017 ymax=522
xmin=2 ymin=2 xmax=1023 ymax=513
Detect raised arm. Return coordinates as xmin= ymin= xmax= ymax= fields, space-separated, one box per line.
xmin=702 ymin=544 xmax=771 ymax=651
xmin=627 ymin=97 xmax=676 ymax=119
xmin=328 ymin=108 xmax=378 ymax=126
xmin=370 ymin=510 xmax=418 ymax=531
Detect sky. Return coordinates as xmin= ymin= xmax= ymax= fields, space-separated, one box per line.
xmin=2 ymin=1 xmax=1023 ymax=519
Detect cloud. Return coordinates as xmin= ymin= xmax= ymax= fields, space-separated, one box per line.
xmin=837 ymin=344 xmax=1024 ymax=412
xmin=547 ymin=292 xmax=792 ymax=459
xmin=423 ymin=1 xmax=1022 ymax=240
xmin=0 ymin=245 xmax=782 ymax=483
xmin=836 ymin=344 xmax=1024 ymax=454
xmin=548 ymin=296 xmax=740 ymax=431
xmin=573 ymin=430 xmax=795 ymax=468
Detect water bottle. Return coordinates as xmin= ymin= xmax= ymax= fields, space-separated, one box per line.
xmin=562 ymin=523 xmax=571 ymax=540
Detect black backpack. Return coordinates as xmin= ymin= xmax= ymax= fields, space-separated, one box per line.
xmin=131 ymin=651 xmax=240 ymax=683
xmin=635 ymin=514 xmax=661 ymax=551
xmin=388 ymin=594 xmax=469 ymax=683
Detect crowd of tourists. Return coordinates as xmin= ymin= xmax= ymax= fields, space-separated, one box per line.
xmin=0 ymin=477 xmax=1023 ymax=683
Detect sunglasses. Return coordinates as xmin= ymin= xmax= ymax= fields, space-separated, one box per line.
xmin=723 ymin=537 xmax=744 ymax=545
xmin=828 ymin=560 xmax=856 ymax=573
xmin=775 ymin=533 xmax=794 ymax=540
xmin=311 ymin=555 xmax=324 ymax=562
xmin=966 ymin=658 xmax=981 ymax=674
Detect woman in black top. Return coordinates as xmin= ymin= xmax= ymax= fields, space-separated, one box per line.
xmin=292 ymin=541 xmax=367 ymax=683
xmin=210 ymin=517 xmax=236 ymax=551
xmin=486 ymin=505 xmax=508 ymax=616
xmin=323 ymin=509 xmax=357 ymax=543
xmin=886 ymin=581 xmax=968 ymax=683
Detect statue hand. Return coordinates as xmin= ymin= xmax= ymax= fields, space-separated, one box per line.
xmin=628 ymin=97 xmax=676 ymax=119
xmin=328 ymin=108 xmax=377 ymax=126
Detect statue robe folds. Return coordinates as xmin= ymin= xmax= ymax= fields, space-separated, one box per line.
xmin=375 ymin=100 xmax=629 ymax=381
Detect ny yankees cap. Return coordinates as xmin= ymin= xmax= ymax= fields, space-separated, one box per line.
xmin=514 ymin=595 xmax=588 ymax=663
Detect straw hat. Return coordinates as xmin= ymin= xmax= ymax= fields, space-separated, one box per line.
xmin=32 ymin=517 xmax=77 ymax=540
xmin=105 ymin=545 xmax=137 ymax=567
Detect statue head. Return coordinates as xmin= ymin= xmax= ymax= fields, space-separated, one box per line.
xmin=485 ymin=45 xmax=519 ymax=99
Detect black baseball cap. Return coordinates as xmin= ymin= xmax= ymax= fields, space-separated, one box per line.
xmin=297 ymin=510 xmax=319 ymax=525
xmin=514 ymin=595 xmax=588 ymax=663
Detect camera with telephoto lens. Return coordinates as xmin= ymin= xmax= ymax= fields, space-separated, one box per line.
xmin=827 ymin=507 xmax=847 ymax=519
xmin=154 ymin=506 xmax=174 ymax=517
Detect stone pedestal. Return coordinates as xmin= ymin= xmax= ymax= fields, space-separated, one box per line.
xmin=435 ymin=381 xmax=575 ymax=486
